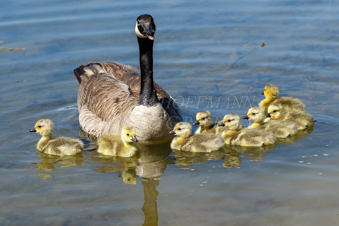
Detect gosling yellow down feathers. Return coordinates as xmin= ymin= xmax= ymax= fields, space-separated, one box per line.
xmin=97 ymin=126 xmax=138 ymax=157
xmin=193 ymin=110 xmax=227 ymax=134
xmin=169 ymin=122 xmax=224 ymax=152
xmin=218 ymin=113 xmax=276 ymax=146
xmin=243 ymin=107 xmax=298 ymax=138
xmin=30 ymin=119 xmax=84 ymax=157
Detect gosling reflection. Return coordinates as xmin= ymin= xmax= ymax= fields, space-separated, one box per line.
xmin=32 ymin=152 xmax=84 ymax=173
xmin=174 ymin=149 xmax=226 ymax=166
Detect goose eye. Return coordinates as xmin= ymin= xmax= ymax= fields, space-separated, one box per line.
xmin=273 ymin=110 xmax=277 ymax=113
xmin=202 ymin=118 xmax=205 ymax=120
xmin=178 ymin=128 xmax=181 ymax=131
xmin=38 ymin=125 xmax=42 ymax=128
xmin=252 ymin=113 xmax=256 ymax=115
xmin=227 ymin=119 xmax=231 ymax=122
xmin=127 ymin=133 xmax=130 ymax=136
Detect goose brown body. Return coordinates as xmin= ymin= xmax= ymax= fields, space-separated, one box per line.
xmin=74 ymin=15 xmax=182 ymax=144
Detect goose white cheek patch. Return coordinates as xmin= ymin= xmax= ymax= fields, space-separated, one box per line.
xmin=135 ymin=22 xmax=147 ymax=38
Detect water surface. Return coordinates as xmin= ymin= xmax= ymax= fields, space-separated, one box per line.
xmin=1 ymin=0 xmax=339 ymax=225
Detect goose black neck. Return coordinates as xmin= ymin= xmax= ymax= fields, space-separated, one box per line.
xmin=137 ymin=37 xmax=159 ymax=106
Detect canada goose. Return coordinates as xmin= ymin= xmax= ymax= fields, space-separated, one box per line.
xmin=218 ymin=113 xmax=276 ymax=146
xmin=243 ymin=107 xmax=298 ymax=138
xmin=169 ymin=122 xmax=224 ymax=152
xmin=193 ymin=111 xmax=227 ymax=134
xmin=258 ymin=84 xmax=305 ymax=112
xmin=266 ymin=103 xmax=313 ymax=130
xmin=97 ymin=126 xmax=138 ymax=157
xmin=74 ymin=14 xmax=182 ymax=144
xmin=30 ymin=119 xmax=84 ymax=159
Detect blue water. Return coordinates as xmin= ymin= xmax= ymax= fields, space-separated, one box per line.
xmin=1 ymin=0 xmax=339 ymax=225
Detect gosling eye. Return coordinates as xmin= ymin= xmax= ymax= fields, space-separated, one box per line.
xmin=273 ymin=110 xmax=277 ymax=113
xmin=201 ymin=118 xmax=205 ymax=120
xmin=252 ymin=113 xmax=256 ymax=115
xmin=227 ymin=119 xmax=232 ymax=122
xmin=127 ymin=133 xmax=130 ymax=136
xmin=177 ymin=128 xmax=182 ymax=131
xmin=38 ymin=125 xmax=42 ymax=128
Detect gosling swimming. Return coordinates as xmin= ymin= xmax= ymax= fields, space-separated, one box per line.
xmin=169 ymin=122 xmax=224 ymax=152
xmin=97 ymin=126 xmax=138 ymax=157
xmin=259 ymin=84 xmax=305 ymax=112
xmin=218 ymin=113 xmax=276 ymax=146
xmin=193 ymin=110 xmax=227 ymax=134
xmin=266 ymin=103 xmax=314 ymax=130
xmin=30 ymin=119 xmax=84 ymax=158
xmin=243 ymin=107 xmax=298 ymax=138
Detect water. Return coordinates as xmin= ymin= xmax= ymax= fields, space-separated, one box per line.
xmin=1 ymin=0 xmax=339 ymax=225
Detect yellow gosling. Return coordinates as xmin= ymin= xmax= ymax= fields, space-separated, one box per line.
xmin=218 ymin=113 xmax=276 ymax=146
xmin=243 ymin=107 xmax=298 ymax=138
xmin=193 ymin=110 xmax=227 ymax=134
xmin=97 ymin=126 xmax=138 ymax=157
xmin=169 ymin=122 xmax=224 ymax=152
xmin=30 ymin=119 xmax=83 ymax=159
xmin=258 ymin=84 xmax=306 ymax=112
xmin=266 ymin=103 xmax=314 ymax=130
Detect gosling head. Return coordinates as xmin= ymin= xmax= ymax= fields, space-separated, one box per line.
xmin=193 ymin=110 xmax=212 ymax=127
xmin=218 ymin=113 xmax=243 ymax=130
xmin=243 ymin=107 xmax=265 ymax=123
xmin=30 ymin=119 xmax=53 ymax=136
xmin=135 ymin=14 xmax=156 ymax=40
xmin=169 ymin=122 xmax=192 ymax=138
xmin=263 ymin=84 xmax=279 ymax=100
xmin=121 ymin=126 xmax=138 ymax=143
xmin=266 ymin=103 xmax=284 ymax=120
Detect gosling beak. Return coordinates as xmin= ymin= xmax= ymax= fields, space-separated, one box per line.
xmin=169 ymin=129 xmax=176 ymax=135
xmin=132 ymin=136 xmax=138 ymax=142
xmin=265 ymin=113 xmax=271 ymax=118
xmin=262 ymin=92 xmax=264 ymax=95
xmin=144 ymin=23 xmax=155 ymax=40
xmin=218 ymin=121 xmax=225 ymax=127
xmin=193 ymin=120 xmax=200 ymax=126
xmin=242 ymin=115 xmax=250 ymax=120
xmin=30 ymin=128 xmax=36 ymax=132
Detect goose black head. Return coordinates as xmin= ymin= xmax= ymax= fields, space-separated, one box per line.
xmin=135 ymin=14 xmax=156 ymax=40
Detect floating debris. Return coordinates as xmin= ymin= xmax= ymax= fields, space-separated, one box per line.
xmin=318 ymin=173 xmax=323 ymax=176
xmin=190 ymin=169 xmax=195 ymax=171
xmin=260 ymin=42 xmax=265 ymax=47
xmin=313 ymin=155 xmax=318 ymax=157
xmin=0 ymin=41 xmax=3 ymax=43
xmin=201 ymin=181 xmax=208 ymax=184
xmin=298 ymin=161 xmax=304 ymax=164
xmin=323 ymin=154 xmax=329 ymax=157
xmin=325 ymin=145 xmax=329 ymax=147
xmin=306 ymin=162 xmax=312 ymax=165
xmin=301 ymin=155 xmax=306 ymax=158
xmin=0 ymin=47 xmax=7 ymax=50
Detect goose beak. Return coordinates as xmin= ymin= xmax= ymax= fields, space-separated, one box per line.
xmin=169 ymin=130 xmax=176 ymax=135
xmin=30 ymin=128 xmax=36 ymax=132
xmin=265 ymin=113 xmax=271 ymax=118
xmin=218 ymin=122 xmax=225 ymax=127
xmin=242 ymin=115 xmax=249 ymax=120
xmin=193 ymin=120 xmax=200 ymax=126
xmin=144 ymin=24 xmax=155 ymax=40
xmin=132 ymin=136 xmax=138 ymax=142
